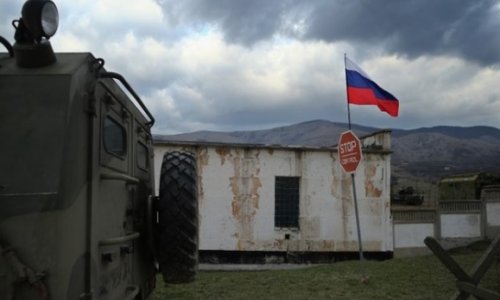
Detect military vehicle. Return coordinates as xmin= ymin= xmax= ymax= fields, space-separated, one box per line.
xmin=0 ymin=1 xmax=198 ymax=299
xmin=391 ymin=186 xmax=424 ymax=206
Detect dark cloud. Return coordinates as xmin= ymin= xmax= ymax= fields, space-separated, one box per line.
xmin=305 ymin=0 xmax=500 ymax=66
xmin=157 ymin=0 xmax=500 ymax=65
xmin=161 ymin=0 xmax=295 ymax=45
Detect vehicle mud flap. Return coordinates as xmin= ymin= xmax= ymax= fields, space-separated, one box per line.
xmin=154 ymin=151 xmax=198 ymax=283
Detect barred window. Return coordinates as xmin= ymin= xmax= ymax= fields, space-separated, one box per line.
xmin=275 ymin=176 xmax=300 ymax=228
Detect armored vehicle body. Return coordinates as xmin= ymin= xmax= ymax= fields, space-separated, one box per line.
xmin=0 ymin=1 xmax=198 ymax=299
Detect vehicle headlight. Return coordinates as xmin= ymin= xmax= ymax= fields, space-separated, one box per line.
xmin=40 ymin=2 xmax=58 ymax=37
xmin=22 ymin=0 xmax=59 ymax=40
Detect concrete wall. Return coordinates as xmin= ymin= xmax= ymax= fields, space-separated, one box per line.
xmin=154 ymin=131 xmax=393 ymax=253
xmin=482 ymin=186 xmax=500 ymax=239
xmin=440 ymin=214 xmax=481 ymax=238
xmin=153 ymin=134 xmax=500 ymax=259
xmin=392 ymin=209 xmax=436 ymax=257
xmin=438 ymin=201 xmax=482 ymax=239
xmin=391 ymin=195 xmax=500 ymax=258
xmin=395 ymin=223 xmax=434 ymax=248
xmin=485 ymin=202 xmax=500 ymax=238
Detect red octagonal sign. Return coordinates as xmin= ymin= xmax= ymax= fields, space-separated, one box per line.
xmin=338 ymin=130 xmax=362 ymax=174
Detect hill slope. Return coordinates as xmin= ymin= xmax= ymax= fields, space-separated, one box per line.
xmin=155 ymin=120 xmax=500 ymax=181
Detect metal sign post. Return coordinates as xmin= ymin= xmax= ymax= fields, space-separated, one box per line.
xmin=338 ymin=130 xmax=368 ymax=282
xmin=351 ymin=173 xmax=365 ymax=262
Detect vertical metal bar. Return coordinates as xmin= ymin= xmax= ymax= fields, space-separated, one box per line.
xmin=84 ymin=89 xmax=97 ymax=299
xmin=344 ymin=54 xmax=365 ymax=280
xmin=344 ymin=53 xmax=352 ymax=130
xmin=351 ymin=173 xmax=366 ymax=278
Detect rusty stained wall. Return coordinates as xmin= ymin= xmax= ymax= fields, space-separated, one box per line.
xmin=154 ymin=133 xmax=393 ymax=253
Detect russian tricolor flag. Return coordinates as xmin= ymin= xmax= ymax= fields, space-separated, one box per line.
xmin=345 ymin=57 xmax=399 ymax=117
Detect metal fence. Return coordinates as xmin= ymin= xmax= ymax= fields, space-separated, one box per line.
xmin=438 ymin=200 xmax=482 ymax=213
xmin=392 ymin=209 xmax=437 ymax=223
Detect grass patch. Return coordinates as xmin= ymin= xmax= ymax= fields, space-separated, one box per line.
xmin=152 ymin=244 xmax=500 ymax=299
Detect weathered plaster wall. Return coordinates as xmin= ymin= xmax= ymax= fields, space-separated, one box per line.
xmin=154 ymin=131 xmax=393 ymax=253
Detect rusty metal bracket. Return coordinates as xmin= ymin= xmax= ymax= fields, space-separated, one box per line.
xmin=424 ymin=236 xmax=500 ymax=300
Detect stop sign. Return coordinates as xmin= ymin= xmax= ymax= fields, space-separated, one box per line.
xmin=338 ymin=130 xmax=362 ymax=173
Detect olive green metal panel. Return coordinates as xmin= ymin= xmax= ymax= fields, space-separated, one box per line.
xmin=0 ymin=52 xmax=156 ymax=299
xmin=0 ymin=75 xmax=67 ymax=196
xmin=0 ymin=53 xmax=93 ymax=299
xmin=91 ymin=65 xmax=156 ymax=300
xmin=0 ymin=53 xmax=91 ymax=215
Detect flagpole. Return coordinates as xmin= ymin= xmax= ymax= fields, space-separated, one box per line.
xmin=344 ymin=53 xmax=368 ymax=283
xmin=344 ymin=53 xmax=352 ymax=130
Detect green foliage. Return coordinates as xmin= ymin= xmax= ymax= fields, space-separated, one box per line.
xmin=152 ymin=248 xmax=500 ymax=300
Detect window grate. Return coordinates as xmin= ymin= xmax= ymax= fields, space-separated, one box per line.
xmin=275 ymin=176 xmax=300 ymax=228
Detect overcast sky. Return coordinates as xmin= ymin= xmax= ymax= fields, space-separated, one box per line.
xmin=1 ymin=0 xmax=499 ymax=134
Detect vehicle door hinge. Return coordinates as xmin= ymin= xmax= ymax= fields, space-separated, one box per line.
xmin=86 ymin=96 xmax=97 ymax=117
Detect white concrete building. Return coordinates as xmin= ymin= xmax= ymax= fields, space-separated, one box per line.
xmin=154 ymin=130 xmax=393 ymax=260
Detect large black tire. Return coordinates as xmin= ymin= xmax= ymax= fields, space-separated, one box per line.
xmin=155 ymin=151 xmax=198 ymax=283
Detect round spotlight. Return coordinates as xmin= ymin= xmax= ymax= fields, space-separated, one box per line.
xmin=21 ymin=0 xmax=59 ymax=40
xmin=40 ymin=2 xmax=58 ymax=37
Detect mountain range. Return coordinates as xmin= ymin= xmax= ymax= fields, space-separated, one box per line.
xmin=154 ymin=120 xmax=500 ymax=182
